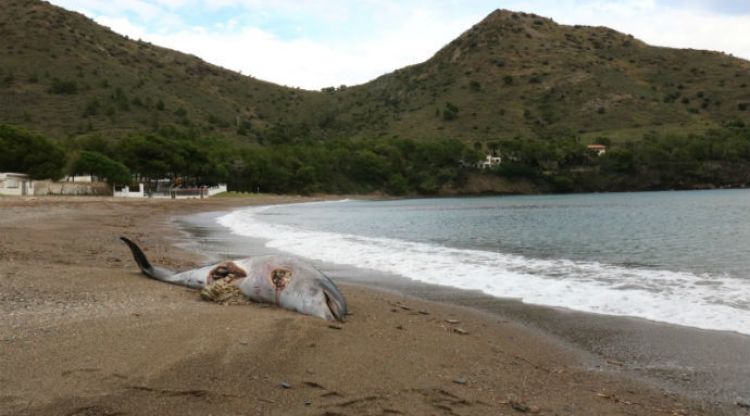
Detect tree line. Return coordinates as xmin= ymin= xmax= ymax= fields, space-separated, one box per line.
xmin=2 ymin=121 xmax=750 ymax=195
xmin=0 ymin=124 xmax=481 ymax=195
xmin=484 ymin=120 xmax=750 ymax=192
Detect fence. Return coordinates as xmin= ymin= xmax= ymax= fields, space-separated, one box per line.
xmin=114 ymin=183 xmax=226 ymax=199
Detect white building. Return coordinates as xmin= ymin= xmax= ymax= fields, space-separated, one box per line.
xmin=587 ymin=144 xmax=607 ymax=156
xmin=0 ymin=172 xmax=34 ymax=196
xmin=478 ymin=154 xmax=502 ymax=169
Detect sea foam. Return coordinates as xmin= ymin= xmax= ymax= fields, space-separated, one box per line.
xmin=218 ymin=204 xmax=750 ymax=335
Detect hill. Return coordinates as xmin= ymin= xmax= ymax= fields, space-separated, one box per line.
xmin=1 ymin=2 xmax=749 ymax=144
xmin=331 ymin=10 xmax=750 ymax=143
xmin=0 ymin=0 xmax=332 ymax=142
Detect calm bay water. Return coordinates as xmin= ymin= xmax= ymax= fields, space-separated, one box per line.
xmin=218 ymin=190 xmax=750 ymax=334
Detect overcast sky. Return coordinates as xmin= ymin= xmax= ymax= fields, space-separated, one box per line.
xmin=48 ymin=0 xmax=750 ymax=90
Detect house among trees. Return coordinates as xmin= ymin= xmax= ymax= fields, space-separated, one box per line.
xmin=586 ymin=144 xmax=607 ymax=156
xmin=478 ymin=154 xmax=502 ymax=169
xmin=0 ymin=172 xmax=34 ymax=196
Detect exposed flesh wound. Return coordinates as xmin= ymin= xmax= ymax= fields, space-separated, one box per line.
xmin=208 ymin=261 xmax=247 ymax=284
xmin=271 ymin=268 xmax=292 ymax=291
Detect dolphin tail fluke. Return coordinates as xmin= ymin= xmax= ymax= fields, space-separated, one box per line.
xmin=119 ymin=237 xmax=175 ymax=281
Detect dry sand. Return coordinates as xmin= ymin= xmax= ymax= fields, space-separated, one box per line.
xmin=0 ymin=196 xmax=742 ymax=415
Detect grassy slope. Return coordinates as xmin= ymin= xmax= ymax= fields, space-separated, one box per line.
xmin=0 ymin=0 xmax=330 ymax=142
xmin=1 ymin=2 xmax=749 ymax=144
xmin=333 ymin=11 xmax=750 ymax=143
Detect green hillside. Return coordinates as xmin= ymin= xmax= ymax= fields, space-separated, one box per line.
xmin=331 ymin=10 xmax=750 ymax=143
xmin=2 ymin=1 xmax=750 ymax=196
xmin=0 ymin=0 xmax=331 ymax=142
xmin=1 ymin=2 xmax=749 ymax=143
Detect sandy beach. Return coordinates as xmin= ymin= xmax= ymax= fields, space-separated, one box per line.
xmin=0 ymin=196 xmax=746 ymax=415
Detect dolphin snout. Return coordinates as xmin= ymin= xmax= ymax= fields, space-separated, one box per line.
xmin=319 ymin=277 xmax=348 ymax=322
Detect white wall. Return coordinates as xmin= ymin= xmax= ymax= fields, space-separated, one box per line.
xmin=113 ymin=183 xmax=145 ymax=198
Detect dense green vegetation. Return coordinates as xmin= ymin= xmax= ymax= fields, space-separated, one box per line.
xmin=482 ymin=120 xmax=750 ymax=192
xmin=0 ymin=124 xmax=65 ymax=179
xmin=1 ymin=124 xmax=482 ymax=195
xmin=3 ymin=121 xmax=750 ymax=195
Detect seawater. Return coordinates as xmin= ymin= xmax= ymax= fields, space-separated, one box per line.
xmin=218 ymin=190 xmax=750 ymax=335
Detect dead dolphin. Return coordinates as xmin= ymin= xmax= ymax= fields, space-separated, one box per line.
xmin=119 ymin=237 xmax=347 ymax=321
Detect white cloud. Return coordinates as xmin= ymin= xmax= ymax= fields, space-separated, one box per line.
xmin=53 ymin=0 xmax=164 ymax=21
xmin=543 ymin=2 xmax=750 ymax=60
xmin=96 ymin=16 xmax=149 ymax=39
xmin=88 ymin=4 xmax=480 ymax=89
xmin=48 ymin=1 xmax=750 ymax=90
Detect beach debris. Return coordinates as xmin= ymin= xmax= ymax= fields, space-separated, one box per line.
xmin=452 ymin=327 xmax=469 ymax=335
xmin=445 ymin=319 xmax=460 ymax=324
xmin=418 ymin=309 xmax=430 ymax=315
xmin=199 ymin=278 xmax=250 ymax=305
xmin=509 ymin=400 xmax=530 ymax=412
xmin=303 ymin=381 xmax=326 ymax=389
xmin=497 ymin=400 xmax=541 ymax=414
xmin=400 ymin=305 xmax=412 ymax=311
xmin=328 ymin=324 xmax=343 ymax=330
xmin=331 ymin=395 xmax=380 ymax=407
xmin=280 ymin=381 xmax=292 ymax=389
xmin=596 ymin=392 xmax=640 ymax=406
xmin=396 ymin=324 xmax=404 ymax=330
xmin=606 ymin=359 xmax=625 ymax=367
xmin=737 ymin=400 xmax=750 ymax=409
xmin=452 ymin=377 xmax=466 ymax=385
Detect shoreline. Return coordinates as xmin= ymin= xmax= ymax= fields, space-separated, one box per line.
xmin=0 ymin=196 xmax=747 ymax=415
xmin=178 ymin=202 xmax=750 ymax=408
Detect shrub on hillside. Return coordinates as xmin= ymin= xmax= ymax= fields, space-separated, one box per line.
xmin=48 ymin=78 xmax=77 ymax=94
xmin=442 ymin=102 xmax=459 ymax=121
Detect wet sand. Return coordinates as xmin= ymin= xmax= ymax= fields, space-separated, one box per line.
xmin=0 ymin=196 xmax=747 ymax=415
